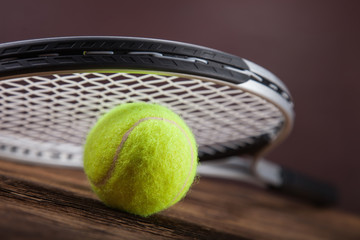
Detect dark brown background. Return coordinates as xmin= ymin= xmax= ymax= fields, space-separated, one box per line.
xmin=1 ymin=0 xmax=359 ymax=215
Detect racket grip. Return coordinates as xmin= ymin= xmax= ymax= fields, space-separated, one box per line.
xmin=271 ymin=167 xmax=338 ymax=205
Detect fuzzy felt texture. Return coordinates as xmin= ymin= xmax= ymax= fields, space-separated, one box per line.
xmin=83 ymin=102 xmax=198 ymax=217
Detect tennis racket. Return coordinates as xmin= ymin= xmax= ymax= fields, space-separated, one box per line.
xmin=0 ymin=36 xmax=336 ymax=205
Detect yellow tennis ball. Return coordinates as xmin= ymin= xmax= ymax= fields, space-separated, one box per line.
xmin=83 ymin=102 xmax=198 ymax=217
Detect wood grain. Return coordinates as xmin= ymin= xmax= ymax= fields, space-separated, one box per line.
xmin=0 ymin=159 xmax=359 ymax=240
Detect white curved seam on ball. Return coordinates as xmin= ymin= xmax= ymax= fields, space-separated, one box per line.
xmin=92 ymin=117 xmax=151 ymax=186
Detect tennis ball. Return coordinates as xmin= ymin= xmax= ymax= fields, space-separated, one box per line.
xmin=83 ymin=102 xmax=198 ymax=217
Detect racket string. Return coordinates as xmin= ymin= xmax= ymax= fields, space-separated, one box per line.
xmin=0 ymin=72 xmax=284 ymax=162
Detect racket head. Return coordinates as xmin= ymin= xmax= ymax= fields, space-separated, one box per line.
xmin=0 ymin=37 xmax=294 ymax=167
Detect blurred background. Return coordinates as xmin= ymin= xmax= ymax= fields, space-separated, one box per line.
xmin=0 ymin=0 xmax=359 ymax=215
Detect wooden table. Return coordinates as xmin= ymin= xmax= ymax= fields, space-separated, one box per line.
xmin=1 ymin=159 xmax=359 ymax=240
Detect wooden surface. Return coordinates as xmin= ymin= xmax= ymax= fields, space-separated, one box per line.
xmin=0 ymin=159 xmax=359 ymax=240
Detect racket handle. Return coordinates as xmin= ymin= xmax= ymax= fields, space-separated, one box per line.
xmin=276 ymin=167 xmax=338 ymax=205
xmin=256 ymin=160 xmax=338 ymax=205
